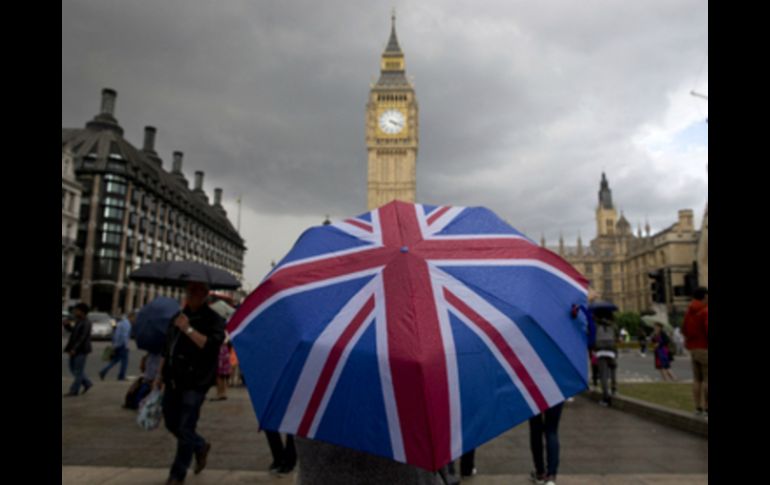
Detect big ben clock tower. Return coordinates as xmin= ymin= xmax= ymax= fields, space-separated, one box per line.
xmin=366 ymin=13 xmax=418 ymax=210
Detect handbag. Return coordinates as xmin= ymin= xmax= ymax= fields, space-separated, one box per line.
xmin=137 ymin=389 xmax=164 ymax=431
xmin=102 ymin=345 xmax=115 ymax=362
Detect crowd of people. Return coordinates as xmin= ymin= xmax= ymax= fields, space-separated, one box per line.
xmin=64 ymin=283 xmax=708 ymax=484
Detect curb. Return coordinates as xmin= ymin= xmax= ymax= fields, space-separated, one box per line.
xmin=582 ymin=390 xmax=708 ymax=438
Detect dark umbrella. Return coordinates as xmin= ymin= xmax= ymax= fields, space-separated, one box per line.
xmin=588 ymin=301 xmax=618 ymax=313
xmin=129 ymin=261 xmax=241 ymax=290
xmin=134 ymin=297 xmax=181 ymax=353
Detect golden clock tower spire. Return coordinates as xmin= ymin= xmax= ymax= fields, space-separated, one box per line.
xmin=366 ymin=13 xmax=418 ymax=210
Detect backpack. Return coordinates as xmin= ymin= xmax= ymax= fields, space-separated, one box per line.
xmin=594 ymin=321 xmax=616 ymax=351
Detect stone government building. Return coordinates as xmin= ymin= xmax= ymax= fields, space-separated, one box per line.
xmin=546 ymin=173 xmax=704 ymax=319
xmin=62 ymin=89 xmax=246 ymax=315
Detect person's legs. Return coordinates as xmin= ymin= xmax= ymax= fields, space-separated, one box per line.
xmin=460 ymin=449 xmax=476 ymax=476
xmin=70 ymin=354 xmax=91 ymax=395
xmin=118 ymin=347 xmax=129 ymax=380
xmin=598 ymin=358 xmax=610 ymax=402
xmin=163 ymin=388 xmax=183 ymax=439
xmin=100 ymin=351 xmax=121 ymax=378
xmin=609 ymin=359 xmax=617 ymax=394
xmin=544 ymin=403 xmax=564 ymax=479
xmin=215 ymin=377 xmax=226 ymax=398
xmin=528 ymin=414 xmax=546 ymax=477
xmin=282 ymin=434 xmax=296 ymax=470
xmin=68 ymin=355 xmax=82 ymax=395
xmin=698 ymin=350 xmax=708 ymax=412
xmin=265 ymin=431 xmax=285 ymax=470
xmin=220 ymin=376 xmax=228 ymax=398
xmin=691 ymin=352 xmax=704 ymax=412
xmin=169 ymin=390 xmax=207 ymax=481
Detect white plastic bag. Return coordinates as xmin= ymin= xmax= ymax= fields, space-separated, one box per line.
xmin=137 ymin=389 xmax=164 ymax=431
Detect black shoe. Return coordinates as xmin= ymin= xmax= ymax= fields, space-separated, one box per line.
xmin=277 ymin=465 xmax=295 ymax=474
xmin=98 ymin=371 xmax=106 ymax=381
xmin=194 ymin=442 xmax=211 ymax=474
xmin=82 ymin=383 xmax=93 ymax=394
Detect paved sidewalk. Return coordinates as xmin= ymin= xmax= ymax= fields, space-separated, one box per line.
xmin=63 ymin=378 xmax=707 ymax=479
xmin=62 ymin=466 xmax=708 ymax=485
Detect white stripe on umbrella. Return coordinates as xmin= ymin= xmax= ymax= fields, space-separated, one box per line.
xmin=280 ymin=278 xmax=379 ymax=434
xmin=373 ymin=275 xmax=407 ymax=463
xmin=433 ymin=267 xmax=566 ymax=413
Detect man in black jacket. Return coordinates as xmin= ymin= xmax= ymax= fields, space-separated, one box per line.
xmin=154 ymin=282 xmax=225 ymax=485
xmin=63 ymin=303 xmax=94 ymax=397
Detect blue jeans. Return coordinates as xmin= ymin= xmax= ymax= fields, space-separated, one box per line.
xmin=68 ymin=354 xmax=93 ymax=395
xmin=100 ymin=346 xmax=129 ymax=380
xmin=163 ymin=388 xmax=208 ymax=480
xmin=529 ymin=402 xmax=564 ymax=478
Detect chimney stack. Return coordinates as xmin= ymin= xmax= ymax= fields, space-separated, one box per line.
xmin=214 ymin=188 xmax=223 ymax=206
xmin=100 ymin=88 xmax=117 ymax=116
xmin=172 ymin=151 xmax=184 ymax=173
xmin=143 ymin=126 xmax=157 ymax=152
xmin=194 ymin=171 xmax=204 ymax=191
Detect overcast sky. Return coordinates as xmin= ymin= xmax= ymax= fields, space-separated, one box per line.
xmin=62 ymin=0 xmax=708 ymax=290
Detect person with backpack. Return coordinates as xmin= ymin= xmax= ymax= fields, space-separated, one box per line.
xmin=651 ymin=323 xmax=677 ymax=381
xmin=592 ymin=307 xmax=619 ymax=407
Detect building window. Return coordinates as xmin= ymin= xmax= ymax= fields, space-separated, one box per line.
xmin=104 ymin=197 xmax=126 ymax=208
xmin=96 ymin=258 xmax=119 ymax=279
xmin=103 ymin=207 xmax=124 ymax=220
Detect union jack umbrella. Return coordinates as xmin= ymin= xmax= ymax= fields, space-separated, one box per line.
xmin=228 ymin=201 xmax=590 ymax=472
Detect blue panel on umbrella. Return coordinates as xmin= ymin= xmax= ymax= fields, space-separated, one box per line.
xmin=234 ymin=274 xmax=376 ymax=428
xmin=314 ymin=321 xmax=393 ymax=460
xmin=439 ymin=266 xmax=589 ymax=387
xmin=275 ymin=226 xmax=374 ymax=269
xmin=435 ymin=207 xmax=530 ymax=238
xmin=421 ymin=204 xmax=439 ymax=216
xmin=353 ymin=212 xmax=372 ymax=223
xmin=450 ymin=312 xmax=532 ymax=453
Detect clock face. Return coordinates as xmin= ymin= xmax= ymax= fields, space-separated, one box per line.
xmin=378 ymin=109 xmax=406 ymax=135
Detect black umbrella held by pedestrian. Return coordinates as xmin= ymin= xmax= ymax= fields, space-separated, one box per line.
xmin=129 ymin=261 xmax=241 ymax=290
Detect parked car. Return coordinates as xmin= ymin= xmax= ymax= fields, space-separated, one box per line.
xmin=89 ymin=312 xmax=116 ymax=340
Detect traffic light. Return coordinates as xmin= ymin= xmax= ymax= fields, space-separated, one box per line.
xmin=683 ymin=262 xmax=698 ymax=297
xmin=648 ymin=269 xmax=665 ymax=303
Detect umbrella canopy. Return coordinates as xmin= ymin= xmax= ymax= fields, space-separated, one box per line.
xmin=588 ymin=301 xmax=618 ymax=313
xmin=227 ymin=201 xmax=590 ymax=472
xmin=641 ymin=315 xmax=673 ymax=333
xmin=134 ymin=296 xmax=180 ymax=354
xmin=129 ymin=261 xmax=241 ymax=290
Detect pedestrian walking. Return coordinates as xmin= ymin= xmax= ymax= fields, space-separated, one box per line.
xmin=266 ymin=431 xmax=296 ymax=474
xmin=651 ymin=323 xmax=677 ymax=381
xmin=210 ymin=339 xmax=232 ymax=401
xmin=228 ymin=344 xmax=240 ymax=387
xmin=682 ymin=287 xmax=708 ymax=417
xmin=593 ymin=307 xmax=619 ymax=406
xmin=673 ymin=326 xmax=685 ymax=356
xmin=638 ymin=329 xmax=648 ymax=357
xmin=528 ymin=402 xmax=564 ymax=485
xmin=154 ymin=282 xmax=225 ymax=485
xmin=63 ymin=302 xmax=94 ymax=397
xmin=99 ymin=311 xmax=136 ymax=381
